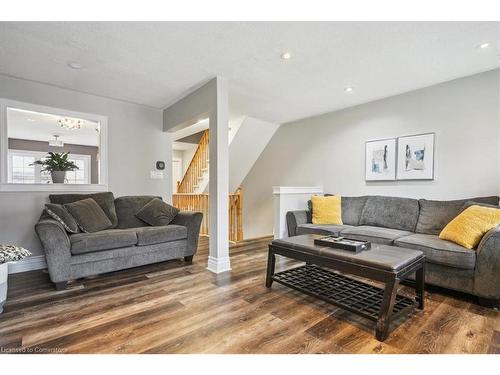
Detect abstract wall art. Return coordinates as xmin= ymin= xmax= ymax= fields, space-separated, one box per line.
xmin=365 ymin=138 xmax=396 ymax=181
xmin=396 ymin=133 xmax=435 ymax=180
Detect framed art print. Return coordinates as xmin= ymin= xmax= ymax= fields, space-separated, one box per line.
xmin=396 ymin=133 xmax=435 ymax=180
xmin=365 ymin=138 xmax=396 ymax=181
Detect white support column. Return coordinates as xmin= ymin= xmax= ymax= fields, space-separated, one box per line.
xmin=273 ymin=186 xmax=323 ymax=239
xmin=207 ymin=77 xmax=231 ymax=273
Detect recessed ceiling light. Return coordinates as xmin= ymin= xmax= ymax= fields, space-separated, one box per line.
xmin=27 ymin=118 xmax=36 ymax=122
xmin=67 ymin=61 xmax=83 ymax=69
xmin=479 ymin=43 xmax=490 ymax=49
xmin=280 ymin=52 xmax=292 ymax=60
xmin=344 ymin=87 xmax=354 ymax=93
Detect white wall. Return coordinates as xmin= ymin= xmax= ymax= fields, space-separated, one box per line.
xmin=229 ymin=117 xmax=280 ymax=193
xmin=172 ymin=149 xmax=183 ymax=160
xmin=172 ymin=147 xmax=197 ymax=177
xmin=0 ymin=75 xmax=171 ymax=256
xmin=181 ymin=147 xmax=197 ymax=176
xmin=242 ymin=69 xmax=500 ymax=238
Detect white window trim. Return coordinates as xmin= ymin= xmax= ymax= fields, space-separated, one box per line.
xmin=0 ymin=98 xmax=108 ymax=192
xmin=8 ymin=149 xmax=91 ymax=185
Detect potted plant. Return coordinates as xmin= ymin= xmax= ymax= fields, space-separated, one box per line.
xmin=32 ymin=152 xmax=79 ymax=183
xmin=0 ymin=245 xmax=31 ymax=313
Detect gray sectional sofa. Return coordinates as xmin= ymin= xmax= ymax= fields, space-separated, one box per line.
xmin=286 ymin=195 xmax=500 ymax=307
xmin=35 ymin=193 xmax=202 ymax=290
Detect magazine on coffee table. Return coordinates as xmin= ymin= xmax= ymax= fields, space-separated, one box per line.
xmin=314 ymin=235 xmax=371 ymax=253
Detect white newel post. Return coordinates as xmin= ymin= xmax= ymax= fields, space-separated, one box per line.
xmin=273 ymin=186 xmax=323 ymax=239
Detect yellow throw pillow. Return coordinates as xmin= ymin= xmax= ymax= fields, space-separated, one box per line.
xmin=311 ymin=195 xmax=343 ymax=225
xmin=439 ymin=205 xmax=500 ymax=249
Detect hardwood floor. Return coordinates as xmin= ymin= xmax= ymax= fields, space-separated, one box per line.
xmin=0 ymin=236 xmax=498 ymax=354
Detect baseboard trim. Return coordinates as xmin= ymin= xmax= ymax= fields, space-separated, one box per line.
xmin=207 ymin=256 xmax=232 ymax=274
xmin=230 ymin=235 xmax=274 ymax=244
xmin=8 ymin=255 xmax=47 ymax=274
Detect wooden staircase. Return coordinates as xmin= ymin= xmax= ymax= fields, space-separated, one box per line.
xmin=177 ymin=129 xmax=209 ymax=193
xmin=173 ymin=129 xmax=243 ymax=242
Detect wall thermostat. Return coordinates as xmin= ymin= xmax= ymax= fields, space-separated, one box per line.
xmin=156 ymin=161 xmax=165 ymax=170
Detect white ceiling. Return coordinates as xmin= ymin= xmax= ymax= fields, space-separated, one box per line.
xmin=0 ymin=22 xmax=498 ymax=124
xmin=7 ymin=108 xmax=100 ymax=146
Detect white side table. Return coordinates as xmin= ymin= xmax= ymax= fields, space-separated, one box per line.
xmin=0 ymin=245 xmax=31 ymax=314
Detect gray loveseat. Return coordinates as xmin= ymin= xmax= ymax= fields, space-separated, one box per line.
xmin=35 ymin=193 xmax=202 ymax=290
xmin=286 ymin=195 xmax=500 ymax=307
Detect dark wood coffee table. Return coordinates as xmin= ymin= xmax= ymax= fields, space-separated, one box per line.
xmin=266 ymin=234 xmax=425 ymax=341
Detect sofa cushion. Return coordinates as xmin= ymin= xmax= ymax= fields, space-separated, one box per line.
xmin=115 ymin=196 xmax=161 ymax=229
xmin=415 ymin=196 xmax=499 ymax=235
xmin=341 ymin=196 xmax=368 ymax=225
xmin=135 ymin=198 xmax=179 ymax=226
xmin=359 ymin=196 xmax=419 ymax=231
xmin=70 ymin=239 xmax=187 ymax=266
xmin=44 ymin=203 xmax=80 ymax=233
xmin=70 ymin=229 xmax=138 ymax=255
xmin=394 ymin=233 xmax=476 ymax=270
xmin=64 ymin=198 xmax=112 ymax=233
xmin=296 ymin=223 xmax=354 ymax=236
xmin=340 ymin=226 xmax=413 ymax=245
xmin=135 ymin=225 xmax=188 ymax=246
xmin=461 ymin=200 xmax=499 ymax=212
xmin=49 ymin=192 xmax=118 ymax=228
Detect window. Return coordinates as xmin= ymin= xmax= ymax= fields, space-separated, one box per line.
xmin=65 ymin=156 xmax=91 ymax=184
xmin=10 ymin=153 xmax=35 ymax=184
xmin=8 ymin=150 xmax=91 ymax=184
xmin=0 ymin=98 xmax=108 ymax=191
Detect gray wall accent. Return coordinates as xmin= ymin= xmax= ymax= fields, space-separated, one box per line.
xmin=0 ymin=74 xmax=171 ymax=256
xmin=177 ymin=130 xmax=205 ymax=144
xmin=8 ymin=138 xmax=99 ymax=184
xmin=242 ymin=69 xmax=500 ymax=239
xmin=163 ymin=80 xmax=213 ymax=132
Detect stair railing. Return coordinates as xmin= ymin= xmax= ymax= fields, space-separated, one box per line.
xmin=172 ymin=187 xmax=243 ymax=242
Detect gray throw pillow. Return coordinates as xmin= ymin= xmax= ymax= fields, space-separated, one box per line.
xmin=44 ymin=203 xmax=80 ymax=234
xmin=49 ymin=192 xmax=118 ymax=228
xmin=64 ymin=198 xmax=112 ymax=233
xmin=114 ymin=196 xmax=161 ymax=229
xmin=135 ymin=198 xmax=180 ymax=226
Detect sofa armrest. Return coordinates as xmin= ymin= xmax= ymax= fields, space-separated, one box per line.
xmin=35 ymin=219 xmax=72 ymax=283
xmin=473 ymin=225 xmax=500 ymax=299
xmin=286 ymin=210 xmax=310 ymax=237
xmin=171 ymin=211 xmax=203 ymax=255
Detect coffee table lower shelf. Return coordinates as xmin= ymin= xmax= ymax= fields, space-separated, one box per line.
xmin=272 ymin=265 xmax=416 ymax=322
